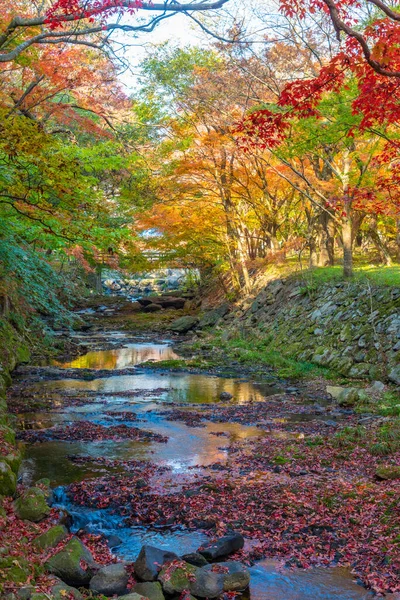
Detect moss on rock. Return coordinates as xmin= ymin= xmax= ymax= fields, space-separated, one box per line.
xmin=33 ymin=525 xmax=68 ymax=550
xmin=158 ymin=561 xmax=198 ymax=595
xmin=14 ymin=487 xmax=50 ymax=522
xmin=0 ymin=459 xmax=17 ymax=496
xmin=376 ymin=465 xmax=400 ymax=480
xmin=45 ymin=536 xmax=96 ymax=586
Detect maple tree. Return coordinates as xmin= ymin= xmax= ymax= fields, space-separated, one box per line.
xmin=0 ymin=0 xmax=231 ymax=62
xmin=133 ymin=41 xmax=399 ymax=286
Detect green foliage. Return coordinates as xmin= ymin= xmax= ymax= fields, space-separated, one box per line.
xmin=0 ymin=227 xmax=78 ymax=330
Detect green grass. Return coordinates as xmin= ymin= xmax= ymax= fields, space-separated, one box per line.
xmin=332 ymin=419 xmax=400 ymax=457
xmin=295 ymin=264 xmax=400 ymax=288
xmin=213 ymin=335 xmax=331 ymax=379
xmin=355 ymin=390 xmax=400 ymax=417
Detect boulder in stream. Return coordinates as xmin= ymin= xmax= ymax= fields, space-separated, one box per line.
xmin=133 ymin=581 xmax=165 ymax=600
xmin=189 ymin=561 xmax=250 ymax=598
xmin=181 ymin=552 xmax=209 ymax=567
xmin=134 ymin=545 xmax=178 ymax=581
xmin=90 ymin=563 xmax=129 ymax=596
xmin=219 ymin=391 xmax=233 ymax=401
xmin=158 ymin=560 xmax=198 ymax=594
xmin=198 ymin=532 xmax=244 ymax=560
xmin=45 ymin=536 xmax=97 ymax=586
xmin=169 ymin=316 xmax=199 ymax=334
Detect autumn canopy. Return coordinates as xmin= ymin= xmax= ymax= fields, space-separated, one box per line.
xmin=0 ymin=0 xmax=399 ymax=291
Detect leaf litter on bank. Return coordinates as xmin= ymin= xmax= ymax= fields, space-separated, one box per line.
xmin=17 ymin=421 xmax=168 ymax=443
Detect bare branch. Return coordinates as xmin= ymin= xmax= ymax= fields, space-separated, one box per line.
xmin=0 ymin=0 xmax=232 ymax=62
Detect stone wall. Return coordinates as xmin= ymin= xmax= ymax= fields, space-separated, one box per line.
xmin=223 ymin=277 xmax=400 ymax=383
xmin=0 ymin=320 xmax=30 ymax=496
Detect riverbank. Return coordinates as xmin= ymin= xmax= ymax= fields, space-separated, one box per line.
xmin=1 ymin=288 xmax=400 ymax=599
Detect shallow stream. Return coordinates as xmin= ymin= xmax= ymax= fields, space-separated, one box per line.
xmin=17 ymin=337 xmax=373 ymax=599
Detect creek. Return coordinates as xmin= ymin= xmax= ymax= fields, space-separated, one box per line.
xmin=15 ymin=334 xmax=373 ymax=599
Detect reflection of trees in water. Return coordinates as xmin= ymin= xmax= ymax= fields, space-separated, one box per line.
xmin=56 ymin=345 xmax=178 ymax=370
xmin=168 ymin=376 xmax=267 ymax=404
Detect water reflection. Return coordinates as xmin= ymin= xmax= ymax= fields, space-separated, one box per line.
xmin=54 ymin=343 xmax=179 ymax=370
xmin=21 ymin=412 xmax=264 ymax=485
xmin=38 ymin=372 xmax=277 ymax=405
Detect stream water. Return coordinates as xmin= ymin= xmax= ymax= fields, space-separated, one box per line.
xmin=17 ymin=338 xmax=373 ymax=599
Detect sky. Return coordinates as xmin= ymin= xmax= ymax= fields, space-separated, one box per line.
xmin=112 ymin=0 xmax=273 ymax=92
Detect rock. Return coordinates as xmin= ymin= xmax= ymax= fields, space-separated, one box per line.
xmin=137 ymin=297 xmax=153 ymax=306
xmin=4 ymin=450 xmax=23 ymax=475
xmin=158 ymin=560 xmax=198 ymax=594
xmin=188 ymin=566 xmax=224 ymax=598
xmin=33 ymin=525 xmax=68 ymax=550
xmin=135 ymin=545 xmax=178 ymax=581
xmin=90 ymin=563 xmax=129 ymax=596
xmin=388 ymin=365 xmax=400 ymax=385
xmin=133 ymin=581 xmax=165 ymax=600
xmin=117 ymin=595 xmax=147 ymax=600
xmin=0 ymin=424 xmax=15 ymax=445
xmin=51 ymin=581 xmax=84 ymax=600
xmin=58 ymin=508 xmax=73 ymax=530
xmin=169 ymin=316 xmax=199 ymax=334
xmin=14 ymin=487 xmax=50 ymax=522
xmin=348 ymin=363 xmax=372 ymax=378
xmin=219 ymin=391 xmax=233 ymax=401
xmin=107 ymin=534 xmax=122 ymax=549
xmin=188 ymin=562 xmax=249 ymax=598
xmin=375 ymin=465 xmax=400 ymax=480
xmin=199 ymin=304 xmax=230 ymax=329
xmin=143 ymin=303 xmax=162 ymax=312
xmin=45 ymin=536 xmax=97 ymax=586
xmin=160 ymin=297 xmax=186 ymax=309
xmin=198 ymin=532 xmax=244 ymax=560
xmin=181 ymin=552 xmax=209 ymax=567
xmin=0 ymin=459 xmax=17 ymax=496
xmin=218 ymin=561 xmax=250 ymax=591
xmin=326 ymin=386 xmax=360 ymax=406
xmin=369 ymin=380 xmax=386 ymax=393
xmin=16 ymin=585 xmax=34 ymax=600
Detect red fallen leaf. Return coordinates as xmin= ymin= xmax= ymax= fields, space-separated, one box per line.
xmin=80 ymin=559 xmax=88 ymax=571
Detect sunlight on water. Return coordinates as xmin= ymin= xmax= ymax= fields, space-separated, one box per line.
xmin=53 ymin=342 xmax=179 ymax=369
xmin=39 ymin=372 xmax=277 ymax=404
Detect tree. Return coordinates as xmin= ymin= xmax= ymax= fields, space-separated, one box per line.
xmin=0 ymin=0 xmax=231 ymax=63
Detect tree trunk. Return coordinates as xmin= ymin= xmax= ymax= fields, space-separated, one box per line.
xmin=369 ymin=215 xmax=392 ymax=266
xmin=342 ymin=199 xmax=353 ymax=278
xmin=309 ymin=236 xmax=318 ymax=268
xmin=95 ymin=266 xmax=103 ymax=293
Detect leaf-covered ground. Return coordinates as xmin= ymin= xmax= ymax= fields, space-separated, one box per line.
xmin=65 ymin=412 xmax=400 ymax=596
xmin=0 ymin=495 xmax=118 ymax=597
